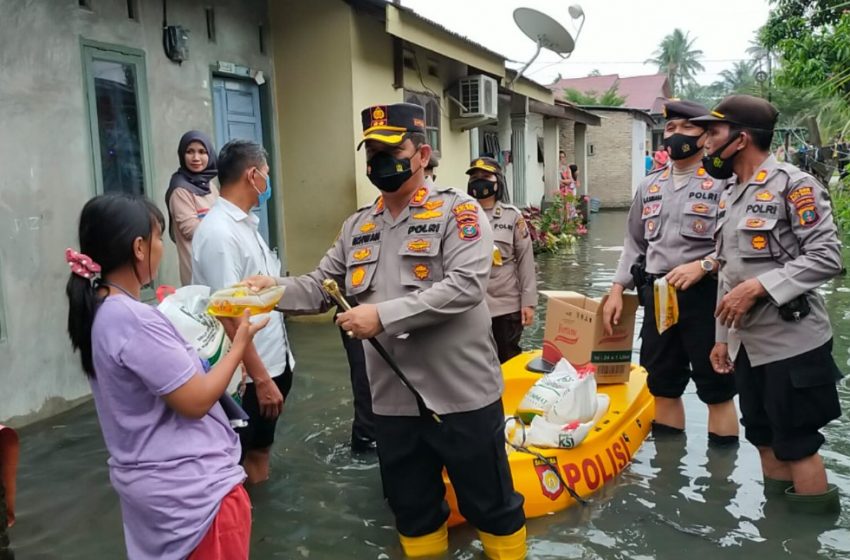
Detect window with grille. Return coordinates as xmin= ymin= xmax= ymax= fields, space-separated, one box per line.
xmin=404 ymin=90 xmax=441 ymax=154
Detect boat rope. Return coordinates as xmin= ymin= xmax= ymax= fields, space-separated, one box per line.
xmin=504 ymin=416 xmax=589 ymax=507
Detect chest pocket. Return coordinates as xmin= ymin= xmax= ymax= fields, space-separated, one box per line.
xmin=642 ymin=200 xmax=662 ymax=240
xmin=736 ymin=217 xmax=778 ymax=259
xmin=398 ymin=234 xmax=443 ymax=288
xmin=346 ymin=244 xmax=381 ymax=296
xmin=680 ymin=201 xmax=717 ymax=240
xmin=493 ymin=223 xmax=515 ymax=261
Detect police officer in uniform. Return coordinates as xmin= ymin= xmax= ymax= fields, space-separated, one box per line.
xmin=603 ymin=100 xmax=739 ymax=444
xmin=466 ymin=157 xmax=538 ymax=363
xmin=245 ymin=103 xmax=527 ymax=558
xmin=694 ymin=94 xmax=844 ymax=513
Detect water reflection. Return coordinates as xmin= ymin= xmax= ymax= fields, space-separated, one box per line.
xmin=8 ymin=211 xmax=850 ymax=559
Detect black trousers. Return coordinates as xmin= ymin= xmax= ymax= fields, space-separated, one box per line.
xmin=491 ymin=311 xmax=523 ymax=364
xmin=338 ymin=326 xmax=376 ymax=443
xmin=375 ymin=400 xmax=525 ymax=537
xmin=735 ymin=341 xmax=842 ymax=461
xmin=639 ymin=276 xmax=737 ymax=404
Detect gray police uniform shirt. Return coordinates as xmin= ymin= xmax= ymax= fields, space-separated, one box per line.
xmin=274 ymin=182 xmax=503 ymax=416
xmin=715 ymin=155 xmax=843 ymax=366
xmin=485 ymin=202 xmax=538 ymax=317
xmin=613 ymin=164 xmax=726 ymax=288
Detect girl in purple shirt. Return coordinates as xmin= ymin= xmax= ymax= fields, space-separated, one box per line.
xmin=65 ymin=194 xmax=265 ymax=560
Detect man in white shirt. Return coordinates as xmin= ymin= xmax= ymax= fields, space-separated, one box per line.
xmin=193 ymin=139 xmax=293 ymax=484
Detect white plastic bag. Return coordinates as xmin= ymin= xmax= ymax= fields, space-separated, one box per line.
xmin=526 ymin=394 xmax=611 ymax=449
xmin=157 ymin=285 xmax=240 ymax=395
xmin=516 ymin=359 xmax=593 ymax=423
xmin=545 ymin=364 xmax=597 ymax=425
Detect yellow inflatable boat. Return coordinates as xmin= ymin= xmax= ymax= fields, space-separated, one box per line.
xmin=444 ymin=351 xmax=654 ymax=526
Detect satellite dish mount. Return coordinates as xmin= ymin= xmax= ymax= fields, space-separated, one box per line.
xmin=509 ymin=5 xmax=585 ymax=85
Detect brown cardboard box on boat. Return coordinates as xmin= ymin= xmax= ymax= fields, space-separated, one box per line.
xmin=540 ymin=291 xmax=639 ymax=384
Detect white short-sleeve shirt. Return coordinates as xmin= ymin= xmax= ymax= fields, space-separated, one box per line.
xmin=192 ymin=197 xmax=293 ymax=379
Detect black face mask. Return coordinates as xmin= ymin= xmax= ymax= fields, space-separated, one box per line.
xmin=467 ymin=178 xmax=498 ymax=199
xmin=702 ymin=132 xmax=741 ymax=180
xmin=664 ymin=133 xmax=703 ymax=161
xmin=367 ymin=151 xmax=417 ymax=192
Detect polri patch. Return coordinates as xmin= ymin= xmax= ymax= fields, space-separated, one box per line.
xmin=458 ymin=223 xmax=480 ymax=241
xmin=798 ymin=205 xmax=820 ymax=227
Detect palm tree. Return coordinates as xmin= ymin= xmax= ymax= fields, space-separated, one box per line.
xmin=716 ymin=60 xmax=758 ymax=94
xmin=645 ymin=29 xmax=705 ymax=95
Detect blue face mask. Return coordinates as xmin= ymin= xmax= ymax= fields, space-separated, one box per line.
xmin=253 ymin=170 xmax=272 ymax=206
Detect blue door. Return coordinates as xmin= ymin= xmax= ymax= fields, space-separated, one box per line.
xmin=212 ymin=78 xmax=272 ymax=245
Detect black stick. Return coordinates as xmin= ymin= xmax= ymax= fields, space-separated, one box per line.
xmin=322 ymin=279 xmax=441 ymax=423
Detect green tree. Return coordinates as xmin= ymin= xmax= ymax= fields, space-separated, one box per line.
xmin=716 ymin=60 xmax=758 ymax=94
xmin=759 ymin=0 xmax=850 ymax=139
xmin=679 ymin=81 xmax=725 ymax=108
xmin=645 ymin=29 xmax=705 ymax=94
xmin=761 ymin=0 xmax=850 ymax=99
xmin=563 ymin=86 xmax=626 ymax=107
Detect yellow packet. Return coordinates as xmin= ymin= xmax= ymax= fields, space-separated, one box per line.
xmin=653 ymin=278 xmax=679 ymax=334
xmin=492 ymin=246 xmax=504 ymax=266
xmin=207 ymin=286 xmax=285 ymax=317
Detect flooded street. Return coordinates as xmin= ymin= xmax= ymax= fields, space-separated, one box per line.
xmin=9 ymin=211 xmax=850 ymax=559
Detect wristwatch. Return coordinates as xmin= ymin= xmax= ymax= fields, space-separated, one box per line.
xmin=700 ymin=258 xmax=716 ymax=273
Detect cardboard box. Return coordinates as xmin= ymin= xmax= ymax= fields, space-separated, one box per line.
xmin=540 ymin=291 xmax=639 ymax=384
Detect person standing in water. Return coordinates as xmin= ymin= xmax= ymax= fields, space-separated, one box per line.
xmin=466 ymin=156 xmax=537 ymax=363
xmin=603 ymin=100 xmax=739 ymax=445
xmin=65 ymin=193 xmax=265 ymax=559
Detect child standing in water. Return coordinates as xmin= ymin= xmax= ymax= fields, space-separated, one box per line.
xmin=65 ymin=193 xmax=265 ymax=560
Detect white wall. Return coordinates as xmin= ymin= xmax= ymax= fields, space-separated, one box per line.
xmin=527 ymin=113 xmax=545 ymax=207
xmin=632 ymin=118 xmax=649 ymax=196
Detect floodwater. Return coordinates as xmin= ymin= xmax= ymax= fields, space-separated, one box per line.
xmin=8 ymin=211 xmax=850 ymax=559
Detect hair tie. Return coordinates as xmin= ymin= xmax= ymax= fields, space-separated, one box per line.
xmin=65 ymin=248 xmax=102 ymax=282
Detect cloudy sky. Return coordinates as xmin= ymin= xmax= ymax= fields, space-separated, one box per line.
xmin=400 ymin=0 xmax=772 ymax=85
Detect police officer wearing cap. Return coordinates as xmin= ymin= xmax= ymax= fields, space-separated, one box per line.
xmin=694 ymin=94 xmax=844 ymax=513
xmin=603 ymin=99 xmax=740 ymax=444
xmin=243 ymin=103 xmax=527 ymax=558
xmin=466 ymin=156 xmax=538 ymax=363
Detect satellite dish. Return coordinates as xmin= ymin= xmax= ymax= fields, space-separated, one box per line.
xmin=509 ymin=5 xmax=586 ymax=85
xmin=514 ymin=7 xmax=575 ymax=56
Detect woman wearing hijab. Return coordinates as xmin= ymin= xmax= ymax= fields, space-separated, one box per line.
xmin=166 ymin=131 xmax=218 ymax=285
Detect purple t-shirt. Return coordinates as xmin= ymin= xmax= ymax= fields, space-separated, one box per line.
xmin=90 ymin=295 xmax=245 ymax=560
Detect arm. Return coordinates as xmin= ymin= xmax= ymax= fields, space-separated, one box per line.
xmin=715 ymin=273 xmax=729 ymax=344
xmin=756 ymin=179 xmax=844 ymax=305
xmin=514 ymin=215 xmax=538 ymax=309
xmin=611 ymin=190 xmax=648 ymax=289
xmin=163 ymin=313 xmax=268 ymax=419
xmin=120 ymin=311 xmax=265 ymax=420
xmin=169 ymin=188 xmax=203 ymax=240
xmin=274 ymin=231 xmax=347 ymax=314
xmin=377 ymin=202 xmax=493 ymax=335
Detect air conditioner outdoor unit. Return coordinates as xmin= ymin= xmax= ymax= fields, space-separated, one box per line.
xmin=456 ymin=75 xmax=498 ymax=120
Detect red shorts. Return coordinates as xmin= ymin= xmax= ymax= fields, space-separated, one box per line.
xmin=188 ymin=484 xmax=252 ymax=560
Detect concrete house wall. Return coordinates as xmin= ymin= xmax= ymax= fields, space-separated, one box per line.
xmin=560 ymin=109 xmax=650 ymax=208
xmin=0 ymin=0 xmax=273 ymax=425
